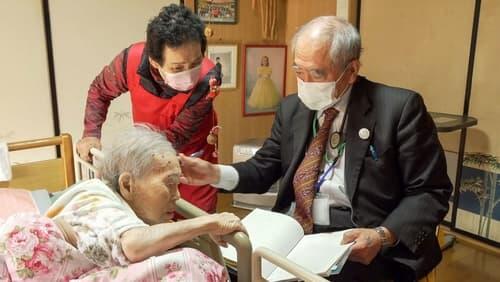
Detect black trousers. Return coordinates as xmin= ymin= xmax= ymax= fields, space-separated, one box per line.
xmin=314 ymin=207 xmax=416 ymax=282
xmin=325 ymin=257 xmax=416 ymax=282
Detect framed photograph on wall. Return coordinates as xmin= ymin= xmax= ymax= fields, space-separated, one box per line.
xmin=207 ymin=44 xmax=238 ymax=89
xmin=195 ymin=0 xmax=237 ymax=24
xmin=243 ymin=45 xmax=287 ymax=116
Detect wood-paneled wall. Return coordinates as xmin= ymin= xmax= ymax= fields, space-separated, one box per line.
xmin=285 ymin=0 xmax=337 ymax=95
xmin=185 ymin=0 xmax=287 ymax=164
xmin=184 ymin=0 xmax=340 ymax=163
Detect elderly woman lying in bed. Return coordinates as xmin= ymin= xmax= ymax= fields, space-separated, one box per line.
xmin=0 ymin=126 xmax=243 ymax=281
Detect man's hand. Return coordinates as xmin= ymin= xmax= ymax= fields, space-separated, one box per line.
xmin=341 ymin=228 xmax=383 ymax=265
xmin=178 ymin=153 xmax=220 ymax=185
xmin=76 ymin=137 xmax=101 ymax=162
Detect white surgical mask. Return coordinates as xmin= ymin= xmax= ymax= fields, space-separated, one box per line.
xmin=297 ymin=67 xmax=349 ymax=111
xmin=160 ymin=65 xmax=201 ymax=92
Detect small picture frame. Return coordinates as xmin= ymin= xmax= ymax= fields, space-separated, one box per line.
xmin=207 ymin=44 xmax=238 ymax=89
xmin=243 ymin=45 xmax=287 ymax=116
xmin=195 ymin=0 xmax=238 ymax=24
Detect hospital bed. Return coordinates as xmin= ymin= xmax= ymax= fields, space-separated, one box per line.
xmin=1 ymin=133 xmax=328 ymax=282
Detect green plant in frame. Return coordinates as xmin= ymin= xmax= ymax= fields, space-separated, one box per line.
xmin=461 ymin=153 xmax=500 ymax=239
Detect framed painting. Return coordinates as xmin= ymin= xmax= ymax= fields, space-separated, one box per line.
xmin=207 ymin=44 xmax=238 ymax=89
xmin=195 ymin=0 xmax=237 ymax=24
xmin=243 ymin=45 xmax=287 ymax=116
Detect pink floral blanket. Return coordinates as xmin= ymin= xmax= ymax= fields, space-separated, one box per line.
xmin=0 ymin=213 xmax=228 ymax=281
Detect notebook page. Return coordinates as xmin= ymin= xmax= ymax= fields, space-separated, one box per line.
xmin=266 ymin=230 xmax=353 ymax=281
xmin=220 ymin=208 xmax=304 ymax=278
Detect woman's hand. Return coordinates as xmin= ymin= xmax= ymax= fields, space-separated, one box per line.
xmin=206 ymin=212 xmax=246 ymax=247
xmin=208 ymin=212 xmax=246 ymax=235
xmin=76 ymin=137 xmax=101 ymax=162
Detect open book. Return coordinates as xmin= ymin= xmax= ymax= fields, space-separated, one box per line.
xmin=221 ymin=209 xmax=353 ymax=281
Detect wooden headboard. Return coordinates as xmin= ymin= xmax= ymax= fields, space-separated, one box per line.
xmin=0 ymin=134 xmax=75 ymax=192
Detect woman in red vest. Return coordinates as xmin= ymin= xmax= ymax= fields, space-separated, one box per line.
xmin=76 ymin=4 xmax=220 ymax=213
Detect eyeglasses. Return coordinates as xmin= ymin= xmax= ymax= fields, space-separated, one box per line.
xmin=291 ymin=64 xmax=331 ymax=81
xmin=292 ymin=60 xmax=354 ymax=82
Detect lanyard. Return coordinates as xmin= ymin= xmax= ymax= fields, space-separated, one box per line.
xmin=311 ymin=104 xmax=349 ymax=138
xmin=314 ymin=142 xmax=345 ymax=192
xmin=311 ymin=95 xmax=352 ymax=193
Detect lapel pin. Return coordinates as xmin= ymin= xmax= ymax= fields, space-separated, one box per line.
xmin=358 ymin=128 xmax=370 ymax=140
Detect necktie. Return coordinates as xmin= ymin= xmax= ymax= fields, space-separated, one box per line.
xmin=293 ymin=107 xmax=339 ymax=233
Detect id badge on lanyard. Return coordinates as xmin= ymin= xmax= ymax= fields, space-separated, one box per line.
xmin=313 ymin=192 xmax=330 ymax=225
xmin=312 ymin=143 xmax=345 ymax=226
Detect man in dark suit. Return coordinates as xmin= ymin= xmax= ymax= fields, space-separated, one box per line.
xmin=179 ymin=16 xmax=452 ymax=281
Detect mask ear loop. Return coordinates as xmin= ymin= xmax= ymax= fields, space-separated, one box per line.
xmin=312 ymin=116 xmax=318 ymax=138
xmin=331 ymin=61 xmax=353 ymax=98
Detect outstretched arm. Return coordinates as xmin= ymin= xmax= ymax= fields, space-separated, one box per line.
xmin=77 ymin=48 xmax=129 ymax=161
xmin=121 ymin=212 xmax=244 ymax=263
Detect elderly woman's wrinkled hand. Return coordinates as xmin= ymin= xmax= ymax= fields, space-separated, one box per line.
xmin=206 ymin=212 xmax=246 ymax=247
xmin=209 ymin=212 xmax=246 ymax=235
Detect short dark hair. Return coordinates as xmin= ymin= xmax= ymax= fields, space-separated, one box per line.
xmin=146 ymin=4 xmax=206 ymax=65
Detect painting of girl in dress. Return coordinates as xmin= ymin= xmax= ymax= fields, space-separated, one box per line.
xmin=247 ymin=56 xmax=281 ymax=110
xmin=243 ymin=45 xmax=286 ymax=116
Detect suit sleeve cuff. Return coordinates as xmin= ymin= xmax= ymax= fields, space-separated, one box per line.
xmin=212 ymin=165 xmax=239 ymax=191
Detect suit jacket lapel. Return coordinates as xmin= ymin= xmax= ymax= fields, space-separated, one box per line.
xmin=345 ymin=77 xmax=375 ymax=201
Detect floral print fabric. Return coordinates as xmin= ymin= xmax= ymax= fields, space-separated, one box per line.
xmin=47 ymin=179 xmax=148 ymax=267
xmin=0 ymin=180 xmax=228 ymax=281
xmin=0 ymin=213 xmax=94 ymax=281
xmin=78 ymin=248 xmax=228 ymax=282
xmin=0 ymin=213 xmax=227 ymax=281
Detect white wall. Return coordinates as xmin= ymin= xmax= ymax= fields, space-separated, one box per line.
xmin=1 ymin=0 xmax=179 ymax=162
xmin=50 ymin=0 xmax=178 ymax=147
xmin=0 ymin=0 xmax=55 ymax=163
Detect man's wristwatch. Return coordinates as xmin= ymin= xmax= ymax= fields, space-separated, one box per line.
xmin=374 ymin=227 xmax=391 ymax=247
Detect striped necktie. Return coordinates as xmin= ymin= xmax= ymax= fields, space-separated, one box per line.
xmin=293 ymin=107 xmax=339 ymax=233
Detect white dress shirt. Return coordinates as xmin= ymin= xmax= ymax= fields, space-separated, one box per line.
xmin=214 ymin=88 xmax=352 ymax=209
xmin=316 ymin=88 xmax=351 ymax=208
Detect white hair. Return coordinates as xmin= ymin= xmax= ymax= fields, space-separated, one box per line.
xmin=291 ymin=16 xmax=361 ymax=69
xmin=97 ymin=124 xmax=176 ymax=190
